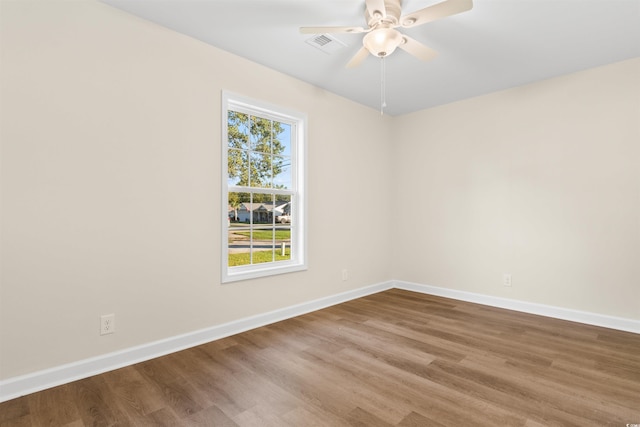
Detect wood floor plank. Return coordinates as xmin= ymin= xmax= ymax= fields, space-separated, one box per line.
xmin=0 ymin=397 xmax=30 ymax=425
xmin=183 ymin=404 xmax=239 ymax=427
xmin=1 ymin=289 xmax=639 ymax=426
xmin=344 ymin=407 xmax=395 ymax=427
xmin=397 ymin=411 xmax=447 ymax=427
xmin=28 ymin=384 xmax=81 ymax=427
xmin=70 ymin=376 xmax=129 ymax=426
xmin=142 ymin=407 xmax=183 ymax=426
xmin=279 ymin=405 xmax=351 ymax=427
xmin=101 ymin=365 xmax=165 ymax=419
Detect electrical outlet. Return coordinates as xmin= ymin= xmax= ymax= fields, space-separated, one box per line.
xmin=503 ymin=274 xmax=512 ymax=287
xmin=100 ymin=314 xmax=115 ymax=335
xmin=341 ymin=269 xmax=349 ymax=281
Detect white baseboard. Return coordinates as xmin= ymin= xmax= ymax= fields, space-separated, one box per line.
xmin=3 ymin=279 xmax=638 ymax=403
xmin=0 ymin=281 xmax=393 ymax=403
xmin=393 ymin=280 xmax=640 ymax=334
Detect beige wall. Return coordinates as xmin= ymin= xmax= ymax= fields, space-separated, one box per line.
xmin=1 ymin=0 xmax=638 ymax=382
xmin=0 ymin=0 xmax=392 ymax=379
xmin=391 ymin=58 xmax=640 ymax=320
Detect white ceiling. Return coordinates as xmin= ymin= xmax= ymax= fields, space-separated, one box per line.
xmin=100 ymin=0 xmax=640 ymax=116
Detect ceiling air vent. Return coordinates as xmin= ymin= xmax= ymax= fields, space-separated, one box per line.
xmin=305 ymin=34 xmax=347 ymax=54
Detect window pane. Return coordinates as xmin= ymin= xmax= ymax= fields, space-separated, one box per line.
xmin=275 ymin=194 xmax=291 ymax=222
xmin=274 ymin=122 xmax=291 ymax=157
xmin=228 ymin=191 xmax=251 ymax=266
xmin=252 ymin=225 xmax=274 ymax=264
xmin=228 ymin=191 xmax=250 ymax=222
xmin=252 ymin=203 xmax=271 ymax=224
xmin=227 ymin=149 xmax=248 ymax=186
xmin=250 ymin=116 xmax=272 ymax=153
xmin=273 ymin=156 xmax=292 ymax=189
xmin=275 ymin=195 xmax=292 ymax=261
xmin=275 ymin=225 xmax=292 ymax=262
xmin=250 ymin=153 xmax=272 ymax=188
xmin=228 ymin=111 xmax=249 ymax=150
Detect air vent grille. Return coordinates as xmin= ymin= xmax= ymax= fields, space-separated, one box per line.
xmin=314 ymin=35 xmax=333 ymax=46
xmin=305 ymin=34 xmax=347 ymax=54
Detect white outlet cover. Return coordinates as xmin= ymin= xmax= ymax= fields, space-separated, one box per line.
xmin=503 ymin=274 xmax=512 ymax=287
xmin=100 ymin=314 xmax=115 ymax=335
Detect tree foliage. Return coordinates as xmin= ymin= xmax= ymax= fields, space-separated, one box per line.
xmin=227 ymin=111 xmax=287 ymax=189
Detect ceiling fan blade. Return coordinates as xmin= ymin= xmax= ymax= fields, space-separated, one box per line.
xmin=398 ymin=36 xmax=438 ymax=61
xmin=401 ymin=0 xmax=472 ymax=28
xmin=300 ymin=26 xmax=367 ymax=34
xmin=365 ymin=0 xmax=387 ymax=19
xmin=346 ymin=46 xmax=370 ymax=68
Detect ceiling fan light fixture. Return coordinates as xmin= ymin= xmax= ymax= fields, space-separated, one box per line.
xmin=363 ymin=27 xmax=403 ymax=57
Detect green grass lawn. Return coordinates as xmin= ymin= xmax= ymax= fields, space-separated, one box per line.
xmin=232 ymin=229 xmax=291 ymax=240
xmin=229 ymin=248 xmax=291 ymax=266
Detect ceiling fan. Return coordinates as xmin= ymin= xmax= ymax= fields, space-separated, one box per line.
xmin=300 ymin=0 xmax=473 ymax=68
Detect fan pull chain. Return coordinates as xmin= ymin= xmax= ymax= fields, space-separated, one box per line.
xmin=380 ymin=57 xmax=387 ymax=115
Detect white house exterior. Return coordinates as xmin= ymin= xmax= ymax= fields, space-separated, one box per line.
xmin=234 ymin=202 xmax=289 ymax=223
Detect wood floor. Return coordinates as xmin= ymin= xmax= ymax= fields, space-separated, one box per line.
xmin=2 ymin=289 xmax=639 ymax=426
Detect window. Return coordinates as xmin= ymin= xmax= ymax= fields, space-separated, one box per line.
xmin=222 ymin=92 xmax=307 ymax=283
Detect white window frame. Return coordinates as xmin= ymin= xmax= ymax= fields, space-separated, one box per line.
xmin=221 ymin=91 xmax=307 ymax=283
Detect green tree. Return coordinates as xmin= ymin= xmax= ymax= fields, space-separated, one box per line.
xmin=227 ymin=111 xmax=287 ymax=188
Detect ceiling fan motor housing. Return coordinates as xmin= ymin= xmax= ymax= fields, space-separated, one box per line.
xmin=366 ymin=0 xmax=402 ymax=27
